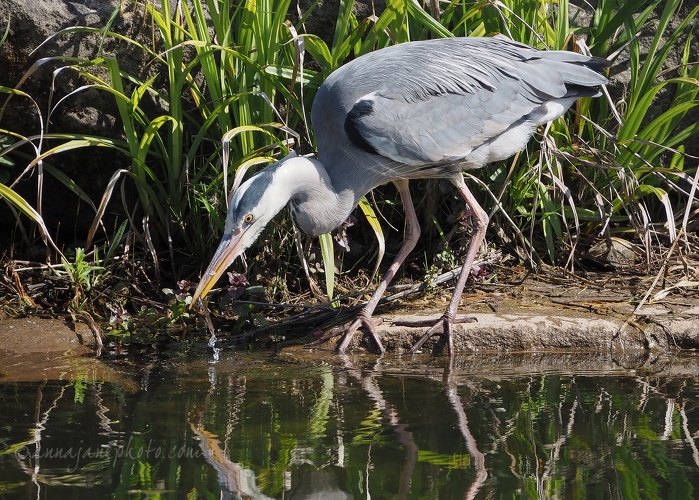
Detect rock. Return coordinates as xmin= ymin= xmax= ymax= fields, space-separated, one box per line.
xmin=587 ymin=237 xmax=643 ymax=269
xmin=0 ymin=1 xmax=145 ymax=244
xmin=303 ymin=287 xmax=699 ymax=354
xmin=0 ymin=0 xmax=126 ymax=130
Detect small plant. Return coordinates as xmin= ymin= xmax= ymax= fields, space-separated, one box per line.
xmin=58 ymin=248 xmax=105 ymax=310
xmin=162 ymin=280 xmax=194 ymax=326
xmin=108 ymin=304 xmax=133 ymax=335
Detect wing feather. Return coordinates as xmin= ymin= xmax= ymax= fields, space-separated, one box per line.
xmin=331 ymin=36 xmax=606 ymax=169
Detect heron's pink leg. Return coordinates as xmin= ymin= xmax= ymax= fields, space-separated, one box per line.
xmin=309 ymin=179 xmax=421 ymax=353
xmin=410 ymin=176 xmax=488 ymax=355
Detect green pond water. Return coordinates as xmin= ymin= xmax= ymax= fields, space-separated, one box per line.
xmin=1 ymin=349 xmax=698 ymax=499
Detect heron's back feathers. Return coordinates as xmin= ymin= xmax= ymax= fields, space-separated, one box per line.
xmin=312 ymin=36 xmax=608 ymax=192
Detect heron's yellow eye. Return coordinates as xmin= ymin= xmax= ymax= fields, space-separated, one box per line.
xmin=243 ymin=214 xmax=254 ymax=224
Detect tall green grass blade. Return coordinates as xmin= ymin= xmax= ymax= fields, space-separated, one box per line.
xmin=42 ymin=163 xmax=97 ymax=211
xmin=331 ymin=19 xmax=373 ymax=69
xmin=318 ymin=232 xmax=335 ymax=301
xmin=588 ymin=0 xmax=656 ymax=54
xmin=0 ymin=14 xmax=9 ymax=46
xmin=105 ymin=219 xmax=129 ymax=262
xmin=333 ymin=0 xmax=358 ymax=51
xmin=358 ymin=197 xmax=386 ymax=283
xmin=304 ymin=35 xmax=334 ymax=74
xmin=405 ymin=0 xmax=453 ymax=39
xmin=0 ymin=182 xmax=62 ymax=256
xmin=555 ymin=0 xmax=569 ymax=50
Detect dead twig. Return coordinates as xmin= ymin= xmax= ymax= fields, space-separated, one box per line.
xmin=69 ymin=309 xmax=104 ymax=355
xmin=613 ymin=231 xmax=684 ymax=349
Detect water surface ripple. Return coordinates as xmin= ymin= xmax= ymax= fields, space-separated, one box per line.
xmin=1 ymin=350 xmax=698 ymax=499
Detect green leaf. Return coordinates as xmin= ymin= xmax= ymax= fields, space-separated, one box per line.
xmin=318 ymin=232 xmax=335 ymax=301
xmin=357 ymin=197 xmax=385 ymax=283
xmin=0 ymin=182 xmax=61 ymax=255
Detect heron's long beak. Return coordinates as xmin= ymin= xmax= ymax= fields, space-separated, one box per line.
xmin=190 ymin=228 xmax=246 ymax=307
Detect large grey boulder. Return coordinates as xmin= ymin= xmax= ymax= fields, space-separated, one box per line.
xmin=0 ymin=1 xmax=142 ymax=246
xmin=0 ymin=1 xmax=128 ymax=132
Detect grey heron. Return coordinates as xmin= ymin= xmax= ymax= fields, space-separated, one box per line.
xmin=191 ymin=35 xmax=609 ymax=355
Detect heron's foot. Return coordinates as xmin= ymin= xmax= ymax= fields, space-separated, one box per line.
xmin=307 ymin=315 xmax=385 ymax=354
xmin=407 ymin=314 xmax=477 ymax=355
xmin=393 ymin=315 xmax=476 ymax=328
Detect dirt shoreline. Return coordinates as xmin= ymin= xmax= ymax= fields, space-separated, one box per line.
xmin=305 ymin=272 xmax=699 ymax=353
xmin=1 ymin=274 xmax=698 ymax=381
xmin=0 ymin=316 xmax=132 ymax=385
xmin=310 ymin=294 xmax=699 ymax=354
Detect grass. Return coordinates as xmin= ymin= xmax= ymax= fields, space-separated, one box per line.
xmin=1 ymin=0 xmax=698 ymax=343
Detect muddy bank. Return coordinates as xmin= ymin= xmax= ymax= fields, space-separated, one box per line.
xmin=1 ymin=271 xmax=699 ymax=376
xmin=0 ymin=316 xmax=133 ymax=385
xmin=305 ymin=278 xmax=699 ymax=354
xmin=361 ymin=307 xmax=699 ymax=353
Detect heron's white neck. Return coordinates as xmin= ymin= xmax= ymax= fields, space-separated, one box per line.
xmin=271 ymin=155 xmax=355 ymax=236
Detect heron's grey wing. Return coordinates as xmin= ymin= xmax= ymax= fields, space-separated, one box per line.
xmin=346 ymin=78 xmax=530 ymax=167
xmin=342 ymin=37 xmax=605 ymax=171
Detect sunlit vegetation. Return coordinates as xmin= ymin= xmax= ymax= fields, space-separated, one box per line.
xmin=0 ymin=0 xmax=697 ymax=343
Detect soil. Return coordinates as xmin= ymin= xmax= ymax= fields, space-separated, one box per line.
xmin=2 ymin=268 xmax=698 ymax=382
xmin=306 ymin=270 xmax=699 ymax=354
xmin=0 ymin=315 xmax=135 ymax=386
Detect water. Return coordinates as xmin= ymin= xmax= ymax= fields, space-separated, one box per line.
xmin=1 ymin=349 xmax=698 ymax=499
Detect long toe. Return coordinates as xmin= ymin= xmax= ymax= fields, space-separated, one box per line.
xmin=337 ymin=317 xmax=385 ymax=354
xmin=307 ymin=323 xmax=351 ymax=347
xmin=394 ymin=315 xmax=477 ymax=327
xmin=306 ymin=316 xmax=384 ymax=354
xmin=409 ymin=315 xmax=458 ymax=355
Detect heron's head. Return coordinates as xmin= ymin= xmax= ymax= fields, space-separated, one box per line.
xmin=190 ymin=166 xmax=290 ymax=306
